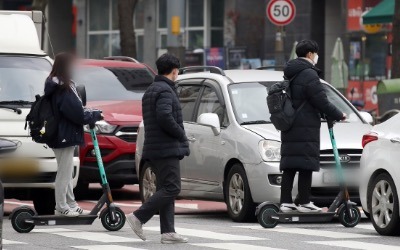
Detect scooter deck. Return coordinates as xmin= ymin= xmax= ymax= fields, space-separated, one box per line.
xmin=27 ymin=215 xmax=98 ymax=226
xmin=275 ymin=212 xmax=336 ymax=223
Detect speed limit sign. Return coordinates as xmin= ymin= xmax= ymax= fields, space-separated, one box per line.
xmin=267 ymin=0 xmax=296 ymax=26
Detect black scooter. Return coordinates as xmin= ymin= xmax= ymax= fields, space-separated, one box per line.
xmin=10 ymin=123 xmax=126 ymax=233
xmin=255 ymin=120 xmax=361 ymax=228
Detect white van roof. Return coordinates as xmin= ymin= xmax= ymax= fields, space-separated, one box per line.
xmin=0 ymin=14 xmax=45 ymax=55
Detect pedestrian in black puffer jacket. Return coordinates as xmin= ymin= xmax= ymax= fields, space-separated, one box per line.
xmin=141 ymin=76 xmax=189 ymax=160
xmin=45 ymin=53 xmax=102 ymax=217
xmin=279 ymin=40 xmax=345 ymax=213
xmin=128 ymin=54 xmax=189 ymax=244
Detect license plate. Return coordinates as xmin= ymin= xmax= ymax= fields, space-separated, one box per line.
xmin=323 ymin=171 xmax=359 ymax=184
xmin=323 ymin=172 xmax=337 ymax=184
xmin=0 ymin=159 xmax=39 ymax=177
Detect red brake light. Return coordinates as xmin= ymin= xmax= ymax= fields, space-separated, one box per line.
xmin=362 ymin=132 xmax=378 ymax=148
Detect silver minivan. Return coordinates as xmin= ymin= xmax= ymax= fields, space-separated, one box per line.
xmin=135 ymin=68 xmax=373 ymax=222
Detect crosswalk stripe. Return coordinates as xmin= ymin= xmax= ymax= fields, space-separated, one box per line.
xmin=3 ymin=239 xmax=27 ymax=245
xmin=192 ymin=243 xmax=285 ymax=250
xmin=355 ymin=224 xmax=375 ymax=231
xmin=145 ymin=227 xmax=265 ymax=241
xmin=72 ymin=245 xmax=146 ymax=250
xmin=51 ymin=232 xmax=141 ymax=243
xmin=234 ymin=226 xmax=377 ymax=239
xmin=33 ymin=228 xmax=78 ymax=233
xmin=307 ymin=240 xmax=400 ymax=250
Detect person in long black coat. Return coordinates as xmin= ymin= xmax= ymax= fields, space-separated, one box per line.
xmin=280 ymin=40 xmax=345 ymax=213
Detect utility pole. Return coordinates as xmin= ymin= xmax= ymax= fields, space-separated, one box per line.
xmin=166 ymin=0 xmax=185 ymax=64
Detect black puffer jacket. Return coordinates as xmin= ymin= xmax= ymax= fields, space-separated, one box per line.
xmin=142 ymin=75 xmax=190 ymax=160
xmin=44 ymin=77 xmax=102 ymax=148
xmin=280 ymin=58 xmax=343 ymax=172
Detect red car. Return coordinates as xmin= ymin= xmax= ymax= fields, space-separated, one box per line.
xmin=74 ymin=57 xmax=155 ymax=192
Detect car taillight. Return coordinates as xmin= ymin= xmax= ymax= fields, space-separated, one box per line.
xmin=362 ymin=132 xmax=378 ymax=148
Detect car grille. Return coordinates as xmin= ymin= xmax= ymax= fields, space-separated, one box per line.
xmin=115 ymin=126 xmax=138 ymax=143
xmin=320 ymin=149 xmax=362 ymax=168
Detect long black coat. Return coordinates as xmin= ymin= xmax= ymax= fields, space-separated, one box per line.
xmin=280 ymin=59 xmax=343 ymax=172
xmin=142 ymin=75 xmax=190 ymax=160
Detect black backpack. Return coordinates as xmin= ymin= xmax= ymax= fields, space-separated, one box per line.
xmin=267 ymin=71 xmax=306 ymax=132
xmin=25 ymin=94 xmax=59 ymax=144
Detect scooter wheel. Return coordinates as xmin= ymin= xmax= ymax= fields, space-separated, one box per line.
xmin=100 ymin=207 xmax=126 ymax=231
xmin=10 ymin=206 xmax=36 ymax=233
xmin=338 ymin=205 xmax=361 ymax=228
xmin=257 ymin=204 xmax=279 ymax=228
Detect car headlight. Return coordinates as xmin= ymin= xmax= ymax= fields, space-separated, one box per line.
xmin=258 ymin=140 xmax=281 ymax=162
xmin=84 ymin=120 xmax=117 ymax=134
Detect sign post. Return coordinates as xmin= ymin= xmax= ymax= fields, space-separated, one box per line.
xmin=266 ymin=0 xmax=296 ymax=65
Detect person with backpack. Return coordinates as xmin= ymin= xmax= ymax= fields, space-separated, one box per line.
xmin=279 ymin=40 xmax=346 ymax=213
xmin=44 ymin=53 xmax=102 ymax=217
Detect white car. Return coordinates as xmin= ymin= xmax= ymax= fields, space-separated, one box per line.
xmin=136 ymin=67 xmax=373 ymax=222
xmin=360 ymin=113 xmax=400 ymax=235
xmin=0 ymin=12 xmax=79 ymax=214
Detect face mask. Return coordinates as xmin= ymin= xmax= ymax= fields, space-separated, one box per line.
xmin=313 ymin=54 xmax=319 ymax=65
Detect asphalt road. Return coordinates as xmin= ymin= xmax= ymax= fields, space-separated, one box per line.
xmin=3 ymin=185 xmax=400 ymax=250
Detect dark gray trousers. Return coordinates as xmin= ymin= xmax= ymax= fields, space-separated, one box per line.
xmin=280 ymin=170 xmax=313 ymax=205
xmin=134 ymin=157 xmax=181 ymax=234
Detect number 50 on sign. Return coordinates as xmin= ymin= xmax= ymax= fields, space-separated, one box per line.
xmin=267 ymin=0 xmax=296 ymax=26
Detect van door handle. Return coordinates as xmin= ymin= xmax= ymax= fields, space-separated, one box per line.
xmin=390 ymin=138 xmax=400 ymax=143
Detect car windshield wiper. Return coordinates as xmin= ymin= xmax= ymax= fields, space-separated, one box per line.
xmin=0 ymin=100 xmax=33 ymax=105
xmin=240 ymin=120 xmax=270 ymax=125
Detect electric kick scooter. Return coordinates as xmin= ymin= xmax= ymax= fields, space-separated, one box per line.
xmin=10 ymin=123 xmax=126 ymax=233
xmin=255 ymin=119 xmax=361 ymax=228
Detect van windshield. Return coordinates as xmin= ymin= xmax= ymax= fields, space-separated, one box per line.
xmin=0 ymin=56 xmax=51 ymax=104
xmin=229 ymin=82 xmax=363 ymax=125
xmin=74 ymin=67 xmax=154 ymax=101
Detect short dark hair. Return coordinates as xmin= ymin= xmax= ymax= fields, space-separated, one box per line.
xmin=156 ymin=53 xmax=181 ymax=75
xmin=295 ymin=40 xmax=319 ymax=57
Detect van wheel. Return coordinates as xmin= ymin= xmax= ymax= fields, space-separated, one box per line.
xmin=139 ymin=162 xmax=157 ymax=203
xmin=225 ymin=163 xmax=256 ymax=222
xmin=368 ymin=173 xmax=400 ymax=236
xmin=32 ymin=189 xmax=55 ymax=215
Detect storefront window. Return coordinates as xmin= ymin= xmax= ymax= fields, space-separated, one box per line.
xmin=158 ymin=0 xmax=167 ymax=28
xmin=365 ymin=34 xmax=387 ymax=80
xmin=188 ymin=0 xmax=204 ymax=27
xmin=89 ymin=0 xmax=109 ymax=31
xmin=211 ymin=0 xmax=224 ymax=27
xmin=89 ymin=34 xmax=109 ymax=59
xmin=349 ymin=34 xmax=387 ymax=80
xmin=111 ymin=34 xmax=121 ymax=56
xmin=137 ymin=36 xmax=144 ymax=62
xmin=87 ymin=0 xmax=145 ymax=59
xmin=188 ymin=31 xmax=204 ymax=49
xmin=112 ymin=0 xmax=119 ymax=30
xmin=135 ymin=0 xmax=145 ymax=29
xmin=211 ymin=30 xmax=223 ymax=47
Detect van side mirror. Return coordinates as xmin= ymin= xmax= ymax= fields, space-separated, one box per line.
xmin=197 ymin=113 xmax=221 ymax=135
xmin=76 ymin=85 xmax=87 ymax=106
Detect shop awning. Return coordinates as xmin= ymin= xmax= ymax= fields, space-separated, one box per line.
xmin=362 ymin=0 xmax=395 ymax=24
